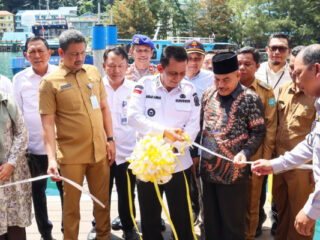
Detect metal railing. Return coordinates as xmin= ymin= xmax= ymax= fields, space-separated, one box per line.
xmin=167 ymin=36 xmax=215 ymax=44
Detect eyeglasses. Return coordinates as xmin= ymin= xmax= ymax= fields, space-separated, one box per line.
xmin=268 ymin=46 xmax=288 ymax=53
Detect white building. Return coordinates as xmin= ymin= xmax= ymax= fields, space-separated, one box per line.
xmin=15 ymin=7 xmax=77 ymax=32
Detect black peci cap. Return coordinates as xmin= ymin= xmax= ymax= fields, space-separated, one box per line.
xmin=212 ymin=52 xmax=238 ymax=74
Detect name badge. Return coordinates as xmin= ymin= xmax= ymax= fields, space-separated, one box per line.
xmin=121 ymin=115 xmax=128 ymax=125
xmin=90 ymin=96 xmax=100 ymax=109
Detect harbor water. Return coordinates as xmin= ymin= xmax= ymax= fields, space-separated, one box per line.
xmin=0 ymin=51 xmax=21 ymax=79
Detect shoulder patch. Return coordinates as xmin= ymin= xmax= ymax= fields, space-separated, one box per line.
xmin=257 ymin=80 xmax=272 ymax=91
xmin=193 ymin=93 xmax=200 ymax=106
xmin=269 ymin=98 xmax=276 ymax=107
xmin=133 ymin=85 xmax=144 ymax=95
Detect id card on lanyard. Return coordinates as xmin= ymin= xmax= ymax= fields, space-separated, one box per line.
xmin=121 ymin=100 xmax=128 ymax=125
xmin=88 ymin=83 xmax=100 ymax=109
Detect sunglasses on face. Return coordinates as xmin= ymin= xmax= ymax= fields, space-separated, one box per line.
xmin=268 ymin=46 xmax=288 ymax=53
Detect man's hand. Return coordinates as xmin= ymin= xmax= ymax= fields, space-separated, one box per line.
xmin=164 ymin=128 xmax=184 ymax=142
xmin=47 ymin=158 xmax=61 ymax=182
xmin=294 ymin=209 xmax=315 ymax=236
xmin=233 ymin=152 xmax=247 ymax=168
xmin=191 ymin=157 xmax=200 ymax=177
xmin=252 ymin=159 xmax=273 ymax=176
xmin=0 ymin=163 xmax=15 ymax=181
xmin=106 ymin=141 xmax=115 ymax=166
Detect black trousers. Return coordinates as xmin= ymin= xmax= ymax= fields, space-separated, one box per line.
xmin=190 ymin=174 xmax=200 ymax=218
xmin=202 ymin=179 xmax=248 ymax=240
xmin=258 ymin=176 xmax=267 ymax=226
xmin=27 ymin=154 xmax=64 ymax=238
xmin=137 ymin=168 xmax=194 ymax=240
xmin=110 ymin=162 xmax=136 ymax=231
xmin=0 ymin=226 xmax=26 ymax=240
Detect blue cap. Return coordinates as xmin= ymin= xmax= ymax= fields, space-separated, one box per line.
xmin=131 ymin=34 xmax=154 ymax=49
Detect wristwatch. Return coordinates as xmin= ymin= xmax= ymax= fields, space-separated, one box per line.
xmin=107 ymin=137 xmax=115 ymax=142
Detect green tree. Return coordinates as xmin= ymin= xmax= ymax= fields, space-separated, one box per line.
xmin=195 ymin=0 xmax=233 ymax=41
xmin=112 ymin=0 xmax=156 ymax=38
xmin=228 ymin=0 xmax=320 ymax=47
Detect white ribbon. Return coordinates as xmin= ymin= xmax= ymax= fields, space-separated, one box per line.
xmin=0 ymin=174 xmax=105 ymax=208
xmin=192 ymin=142 xmax=253 ymax=164
xmin=192 ymin=142 xmax=313 ymax=170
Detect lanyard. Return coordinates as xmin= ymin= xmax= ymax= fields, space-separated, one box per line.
xmin=266 ymin=68 xmax=285 ymax=89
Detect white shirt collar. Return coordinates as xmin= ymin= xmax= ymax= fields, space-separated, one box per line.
xmin=267 ymin=62 xmax=288 ymax=75
xmin=25 ymin=64 xmax=54 ymax=78
xmin=103 ymin=75 xmax=131 ymax=90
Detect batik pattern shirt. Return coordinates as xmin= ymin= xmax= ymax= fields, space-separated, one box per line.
xmin=199 ymin=84 xmax=266 ymax=184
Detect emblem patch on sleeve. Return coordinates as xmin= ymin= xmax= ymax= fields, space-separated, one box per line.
xmin=193 ymin=93 xmax=200 ymax=106
xmin=269 ymin=98 xmax=275 ymax=107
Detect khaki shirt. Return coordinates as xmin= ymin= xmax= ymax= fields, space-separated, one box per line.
xmin=249 ymin=78 xmax=277 ymax=160
xmin=39 ymin=63 xmax=107 ymax=164
xmin=276 ymin=81 xmax=316 ymax=156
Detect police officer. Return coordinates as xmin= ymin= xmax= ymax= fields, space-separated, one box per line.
xmin=237 ymin=46 xmax=277 ymax=240
xmin=184 ymin=40 xmax=214 ymax=97
xmin=126 ymin=34 xmax=158 ymax=82
xmin=127 ymin=45 xmax=200 ymax=240
xmin=252 ymin=44 xmax=320 ymax=238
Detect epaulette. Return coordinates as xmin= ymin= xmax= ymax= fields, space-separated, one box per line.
xmin=149 ymin=65 xmax=159 ymax=75
xmin=257 ymin=80 xmax=272 ymax=91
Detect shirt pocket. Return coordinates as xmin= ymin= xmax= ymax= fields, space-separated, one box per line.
xmin=145 ymin=99 xmax=161 ymax=119
xmin=21 ymin=90 xmax=38 ymax=113
xmin=56 ymin=87 xmax=82 ymax=112
xmin=290 ymin=105 xmax=315 ymax=133
xmin=174 ymin=99 xmax=192 ymax=125
xmin=175 ymin=100 xmax=192 ymax=112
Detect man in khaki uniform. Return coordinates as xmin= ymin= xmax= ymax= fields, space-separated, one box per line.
xmin=237 ymin=47 xmax=277 ymax=240
xmin=39 ymin=30 xmax=115 ymax=240
xmin=273 ymin=45 xmax=316 ymax=240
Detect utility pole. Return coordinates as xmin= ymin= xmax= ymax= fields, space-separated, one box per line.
xmin=98 ymin=0 xmax=101 ymax=24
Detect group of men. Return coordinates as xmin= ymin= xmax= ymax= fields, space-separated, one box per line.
xmin=1 ymin=28 xmax=320 ymax=240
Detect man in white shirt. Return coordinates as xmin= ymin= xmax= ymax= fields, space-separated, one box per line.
xmin=127 ymin=45 xmax=200 ymax=240
xmin=87 ymin=47 xmax=139 ymax=240
xmin=255 ymin=33 xmax=292 ymax=98
xmin=12 ymin=37 xmax=63 ymax=240
xmin=0 ymin=74 xmax=13 ymax=95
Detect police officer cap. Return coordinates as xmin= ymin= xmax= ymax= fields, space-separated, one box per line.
xmin=212 ymin=52 xmax=238 ymax=74
xmin=132 ymin=34 xmax=154 ymax=49
xmin=183 ymin=40 xmax=205 ymax=55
